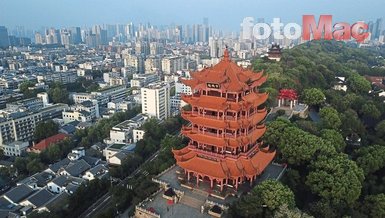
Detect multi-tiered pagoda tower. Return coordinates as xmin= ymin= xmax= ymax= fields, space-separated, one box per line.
xmin=172 ymin=49 xmax=275 ymax=191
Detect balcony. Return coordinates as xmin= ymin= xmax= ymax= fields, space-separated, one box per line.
xmin=188 ymin=142 xmax=262 ymax=160
xmin=182 ymin=125 xmax=263 ymax=140
xmin=257 ymin=108 xmax=267 ymax=113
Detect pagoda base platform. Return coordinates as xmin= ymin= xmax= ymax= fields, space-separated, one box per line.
xmin=155 ymin=164 xmax=287 ymax=205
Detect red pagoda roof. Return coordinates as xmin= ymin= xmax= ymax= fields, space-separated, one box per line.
xmin=173 ymin=145 xmax=275 ymax=179
xmin=181 ymin=50 xmax=266 ymax=92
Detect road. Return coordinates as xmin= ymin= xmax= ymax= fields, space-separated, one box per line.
xmin=79 ymin=149 xmax=162 ymax=218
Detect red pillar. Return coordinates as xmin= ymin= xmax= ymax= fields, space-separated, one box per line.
xmin=196 ymin=174 xmax=199 ymax=186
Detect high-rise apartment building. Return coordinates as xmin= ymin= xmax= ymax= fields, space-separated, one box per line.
xmin=0 ymin=26 xmax=10 ymax=48
xmin=141 ymin=82 xmax=171 ymax=120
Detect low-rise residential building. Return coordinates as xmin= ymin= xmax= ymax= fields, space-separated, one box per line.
xmin=103 ymin=143 xmax=135 ymax=165
xmin=3 ymin=184 xmax=35 ymax=205
xmin=333 ymin=77 xmax=348 ymax=92
xmin=58 ymin=159 xmax=91 ymax=177
xmin=1 ymin=141 xmax=29 ymax=156
xmin=133 ymin=129 xmax=145 ymax=143
xmin=19 ymin=189 xmax=56 ymax=209
xmin=83 ymin=165 xmax=109 ymax=181
xmin=17 ymin=171 xmax=55 ymax=190
xmin=47 ymin=175 xmax=85 ymax=194
xmin=104 ymin=113 xmax=149 ymax=145
xmin=62 ymin=100 xmax=99 ymax=123
xmin=107 ymin=100 xmax=135 ymax=114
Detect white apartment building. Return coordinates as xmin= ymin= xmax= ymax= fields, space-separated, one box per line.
xmin=36 ymin=72 xmax=77 ymax=84
xmin=62 ymin=100 xmax=99 ymax=124
xmin=1 ymin=141 xmax=29 ymax=156
xmin=145 ymin=56 xmax=161 ymax=73
xmin=141 ymin=82 xmax=171 ymax=120
xmin=72 ymin=93 xmax=94 ymax=104
xmin=72 ymin=85 xmax=128 ymax=106
xmin=161 ymin=56 xmax=185 ymax=74
xmin=62 ymin=110 xmax=93 ymax=123
xmin=130 ymin=73 xmax=159 ymax=88
xmin=104 ymin=114 xmax=149 ymax=145
xmin=132 ymin=129 xmax=145 ymax=143
xmin=0 ymin=104 xmax=68 ymax=145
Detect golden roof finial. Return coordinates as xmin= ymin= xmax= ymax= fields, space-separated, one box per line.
xmin=223 ymin=46 xmax=230 ymax=61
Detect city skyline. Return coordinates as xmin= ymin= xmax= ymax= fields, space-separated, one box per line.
xmin=1 ymin=0 xmax=384 ymax=32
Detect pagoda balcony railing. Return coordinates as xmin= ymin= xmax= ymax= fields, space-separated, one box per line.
xmin=188 ymin=143 xmax=262 ymax=160
xmin=225 ymin=116 xmax=236 ymax=121
xmin=181 ymin=93 xmax=200 ymax=98
xmin=257 ymin=108 xmax=267 ymax=113
xmin=182 ymin=126 xmax=265 ymax=139
xmin=183 ymin=111 xmax=265 ymax=122
xmin=182 ymin=126 xmax=193 ymax=131
xmin=202 ymin=114 xmax=220 ymax=119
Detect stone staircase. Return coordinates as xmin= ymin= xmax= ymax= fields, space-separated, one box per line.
xmin=179 ymin=195 xmax=205 ymax=209
xmin=193 ymin=188 xmax=209 ymax=198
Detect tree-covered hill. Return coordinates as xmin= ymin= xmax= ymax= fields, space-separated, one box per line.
xmin=230 ymin=41 xmax=385 ymax=218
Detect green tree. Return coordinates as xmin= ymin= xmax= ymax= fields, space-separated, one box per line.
xmin=320 ymin=129 xmax=346 ymax=152
xmin=361 ymin=194 xmax=385 ymax=218
xmin=354 ymin=145 xmax=385 ymax=175
xmin=360 ymin=103 xmax=381 ymax=119
xmin=274 ymin=204 xmax=313 ymax=218
xmin=279 ymin=127 xmax=335 ymax=165
xmin=306 ymin=154 xmax=364 ymax=206
xmin=19 ymin=80 xmax=35 ymax=92
xmin=263 ymin=118 xmax=292 ymax=146
xmin=303 ymin=88 xmax=325 ymax=106
xmin=340 ymin=109 xmax=365 ymax=137
xmin=34 ymin=120 xmax=59 ymax=142
xmin=295 ymin=120 xmax=319 ymax=135
xmin=14 ymin=157 xmax=28 ymax=175
xmin=26 ymin=158 xmax=44 ymax=174
xmin=48 ymin=83 xmax=70 ymax=104
xmin=233 ymin=180 xmax=295 ymax=217
xmin=319 ymin=107 xmax=341 ymax=130
xmin=251 ymin=180 xmax=295 ymax=211
xmin=347 ymin=73 xmax=371 ymax=94
xmin=375 ymin=120 xmax=385 ymax=141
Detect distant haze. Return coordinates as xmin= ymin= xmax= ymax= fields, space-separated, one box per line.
xmin=0 ymin=0 xmax=383 ymax=31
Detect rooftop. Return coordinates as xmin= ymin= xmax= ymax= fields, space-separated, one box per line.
xmin=33 ymin=133 xmax=69 ymax=151
xmin=23 ymin=189 xmax=55 ymax=208
xmin=4 ymin=184 xmax=34 ymax=204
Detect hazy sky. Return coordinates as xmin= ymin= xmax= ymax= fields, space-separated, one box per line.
xmin=0 ymin=0 xmax=384 ymax=31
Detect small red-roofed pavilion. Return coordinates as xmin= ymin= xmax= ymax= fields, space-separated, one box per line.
xmin=278 ymin=89 xmax=298 ymax=109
